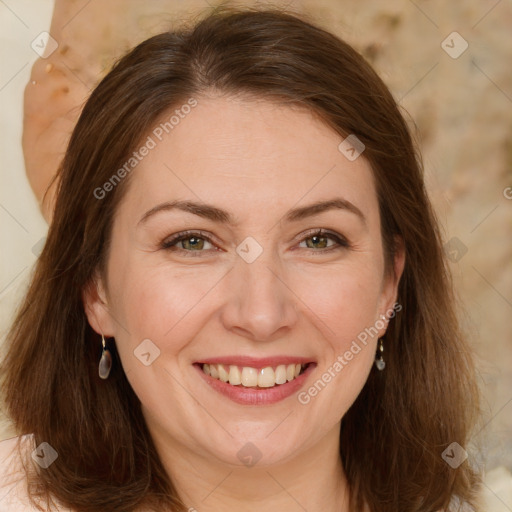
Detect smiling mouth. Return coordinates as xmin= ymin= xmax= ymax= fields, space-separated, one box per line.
xmin=197 ymin=362 xmax=311 ymax=389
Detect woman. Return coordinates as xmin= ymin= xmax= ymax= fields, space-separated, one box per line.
xmin=0 ymin=7 xmax=481 ymax=512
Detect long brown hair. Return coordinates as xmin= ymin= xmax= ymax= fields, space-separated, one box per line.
xmin=1 ymin=6 xmax=481 ymax=511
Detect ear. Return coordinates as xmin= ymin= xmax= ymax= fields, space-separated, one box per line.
xmin=81 ymin=270 xmax=116 ymax=337
xmin=377 ymin=235 xmax=405 ymax=336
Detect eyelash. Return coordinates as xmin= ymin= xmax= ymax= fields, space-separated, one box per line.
xmin=160 ymin=229 xmax=350 ymax=255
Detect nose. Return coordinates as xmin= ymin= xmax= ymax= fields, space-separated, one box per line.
xmin=219 ymin=251 xmax=299 ymax=342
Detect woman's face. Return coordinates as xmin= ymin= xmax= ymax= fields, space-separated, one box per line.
xmin=84 ymin=95 xmax=403 ymax=468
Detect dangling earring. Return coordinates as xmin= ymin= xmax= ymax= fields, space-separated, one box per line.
xmin=98 ymin=334 xmax=112 ymax=379
xmin=375 ymin=338 xmax=386 ymax=371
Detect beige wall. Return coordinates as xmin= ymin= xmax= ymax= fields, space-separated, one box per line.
xmin=0 ymin=0 xmax=511 ymax=508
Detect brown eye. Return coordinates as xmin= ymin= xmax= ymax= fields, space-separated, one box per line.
xmin=298 ymin=230 xmax=349 ymax=251
xmin=180 ymin=236 xmax=207 ymax=250
xmin=304 ymin=235 xmax=330 ymax=249
xmin=162 ymin=231 xmax=215 ymax=252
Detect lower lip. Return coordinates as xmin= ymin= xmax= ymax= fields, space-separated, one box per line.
xmin=193 ymin=363 xmax=316 ymax=405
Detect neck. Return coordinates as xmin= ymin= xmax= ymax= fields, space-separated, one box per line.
xmin=152 ymin=421 xmax=350 ymax=512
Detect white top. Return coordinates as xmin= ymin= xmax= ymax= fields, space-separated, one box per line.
xmin=0 ymin=435 xmax=39 ymax=511
xmin=0 ymin=435 xmax=71 ymax=512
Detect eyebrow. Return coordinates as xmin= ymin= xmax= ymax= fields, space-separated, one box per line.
xmin=137 ymin=198 xmax=366 ymax=226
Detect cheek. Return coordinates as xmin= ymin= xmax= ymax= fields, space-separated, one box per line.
xmin=108 ymin=257 xmax=228 ymax=361
xmin=105 ymin=260 xmax=229 ymax=418
xmin=291 ymin=261 xmax=382 ymax=414
xmin=110 ymin=250 xmax=384 ymax=368
xmin=292 ymin=257 xmax=384 ymax=342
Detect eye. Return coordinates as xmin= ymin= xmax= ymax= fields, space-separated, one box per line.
xmin=160 ymin=229 xmax=348 ymax=255
xmin=161 ymin=230 xmax=215 ymax=253
xmin=297 ymin=229 xmax=349 ymax=251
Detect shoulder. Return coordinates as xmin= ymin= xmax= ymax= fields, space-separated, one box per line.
xmin=0 ymin=434 xmax=68 ymax=511
xmin=0 ymin=434 xmax=36 ymax=510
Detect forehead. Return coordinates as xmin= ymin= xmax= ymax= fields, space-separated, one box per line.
xmin=117 ymin=95 xmax=378 ymax=225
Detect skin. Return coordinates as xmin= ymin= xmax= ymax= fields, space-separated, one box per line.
xmin=83 ymin=95 xmax=405 ymax=511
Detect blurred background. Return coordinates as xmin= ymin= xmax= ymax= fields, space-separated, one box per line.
xmin=0 ymin=0 xmax=511 ymax=509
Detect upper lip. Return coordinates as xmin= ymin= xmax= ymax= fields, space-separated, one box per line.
xmin=195 ymin=356 xmax=315 ymax=369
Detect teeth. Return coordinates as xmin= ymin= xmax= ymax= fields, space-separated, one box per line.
xmin=275 ymin=365 xmax=287 ymax=385
xmin=241 ymin=366 xmax=258 ymax=387
xmin=228 ymin=365 xmax=241 ymax=385
xmin=202 ymin=363 xmax=307 ymax=388
xmin=258 ymin=367 xmax=275 ymax=388
xmin=218 ymin=364 xmax=229 ymax=382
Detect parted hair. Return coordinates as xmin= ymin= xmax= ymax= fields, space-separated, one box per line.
xmin=1 ymin=6 xmax=480 ymax=512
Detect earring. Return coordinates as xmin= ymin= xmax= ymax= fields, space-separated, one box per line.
xmin=98 ymin=334 xmax=112 ymax=379
xmin=375 ymin=338 xmax=386 ymax=371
